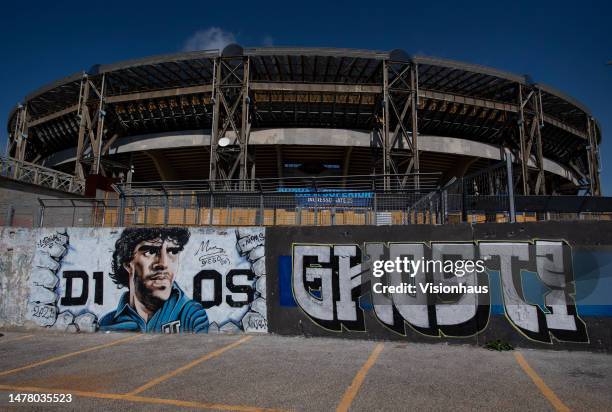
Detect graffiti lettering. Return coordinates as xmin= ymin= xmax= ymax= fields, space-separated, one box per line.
xmin=238 ymin=232 xmax=265 ymax=252
xmin=193 ymin=269 xmax=257 ymax=309
xmin=193 ymin=270 xmax=223 ymax=309
xmin=92 ymin=271 xmax=103 ymax=305
xmin=292 ymin=240 xmax=586 ymax=343
xmin=31 ymin=305 xmax=55 ymax=320
xmin=60 ymin=271 xmax=105 ymax=307
xmin=60 ymin=271 xmax=89 ymax=306
xmin=480 ymin=241 xmax=587 ymax=343
xmin=27 ymin=303 xmax=58 ymax=326
xmin=249 ymin=317 xmax=266 ymax=329
xmin=292 ymin=244 xmax=364 ymax=332
xmin=226 ymin=270 xmax=256 ymax=307
xmin=36 ymin=233 xmax=67 ymax=250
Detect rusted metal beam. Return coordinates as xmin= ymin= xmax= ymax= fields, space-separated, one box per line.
xmin=92 ymin=74 xmax=107 ymax=175
xmin=382 ymin=60 xmax=391 ymax=186
xmin=28 ymin=104 xmax=79 ymax=128
xmin=101 ymin=133 xmax=119 ymax=155
xmin=105 ymin=84 xmax=213 ymax=103
xmin=542 ymin=115 xmax=587 ymax=139
xmin=24 ymin=81 xmax=588 ymax=142
xmin=251 ymin=82 xmax=381 ymax=94
xmin=74 ymin=75 xmax=89 ymax=179
xmin=13 ymin=105 xmax=29 ymax=162
xmin=517 ymin=84 xmax=547 ymax=195
xmin=382 ymin=59 xmax=419 ymax=189
xmin=586 ymin=116 xmax=601 ymax=196
xmin=240 ymin=57 xmax=251 ymax=185
xmin=411 ymin=63 xmax=420 ymax=189
xmin=533 ymin=89 xmax=546 ymax=194
xmin=418 ymin=89 xmax=517 ymax=113
xmin=209 ymin=56 xmax=251 ymax=189
xmin=517 ymin=85 xmax=529 ymax=195
xmin=209 ymin=59 xmax=221 ymax=183
xmin=27 ymin=85 xmax=214 ymax=128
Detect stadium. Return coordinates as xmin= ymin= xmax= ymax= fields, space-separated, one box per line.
xmin=2 ymin=45 xmax=606 ymax=226
xmin=3 ymin=41 xmax=612 ymax=408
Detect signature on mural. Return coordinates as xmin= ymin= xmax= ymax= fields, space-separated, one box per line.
xmin=195 ymin=240 xmax=230 ymax=266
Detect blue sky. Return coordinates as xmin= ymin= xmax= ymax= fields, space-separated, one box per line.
xmin=0 ymin=0 xmax=610 ymax=192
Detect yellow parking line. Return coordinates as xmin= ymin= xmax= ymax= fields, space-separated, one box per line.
xmin=0 ymin=334 xmax=141 ymax=378
xmin=0 ymin=384 xmax=286 ymax=411
xmin=514 ymin=352 xmax=570 ymax=412
xmin=126 ymin=335 xmax=253 ymax=396
xmin=336 ymin=343 xmax=384 ymax=412
xmin=0 ymin=334 xmax=34 ymax=344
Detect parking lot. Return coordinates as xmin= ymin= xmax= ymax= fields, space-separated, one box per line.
xmin=0 ymin=330 xmax=610 ymax=411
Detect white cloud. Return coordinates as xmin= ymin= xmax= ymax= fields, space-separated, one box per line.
xmin=182 ymin=27 xmax=237 ymax=52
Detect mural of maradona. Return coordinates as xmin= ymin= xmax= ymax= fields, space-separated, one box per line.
xmin=99 ymin=227 xmax=209 ymax=333
xmin=26 ymin=227 xmax=267 ymax=334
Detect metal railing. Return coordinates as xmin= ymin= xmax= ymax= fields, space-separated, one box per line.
xmin=17 ymin=167 xmax=612 ymax=228
xmin=115 ymin=173 xmax=443 ymax=195
xmin=436 ymin=161 xmax=515 ymax=224
xmin=36 ymin=193 xmax=612 ymax=228
xmin=35 ymin=173 xmax=442 ymax=227
xmin=0 ymin=156 xmax=85 ymax=195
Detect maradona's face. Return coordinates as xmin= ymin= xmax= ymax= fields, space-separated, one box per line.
xmin=126 ymin=238 xmax=181 ymax=310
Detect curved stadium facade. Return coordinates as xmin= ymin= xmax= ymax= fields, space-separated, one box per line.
xmin=6 ymin=45 xmax=602 ymax=197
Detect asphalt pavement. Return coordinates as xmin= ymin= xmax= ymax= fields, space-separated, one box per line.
xmin=0 ymin=330 xmax=610 ymax=411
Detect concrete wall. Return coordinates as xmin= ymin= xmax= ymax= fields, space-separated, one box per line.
xmin=1 ymin=222 xmax=612 ymax=352
xmin=0 ymin=227 xmax=37 ymax=327
xmin=0 ymin=177 xmax=86 ymax=227
xmin=0 ymin=226 xmax=266 ymax=333
xmin=266 ymin=222 xmax=612 ymax=352
xmin=45 ymin=129 xmax=578 ymax=182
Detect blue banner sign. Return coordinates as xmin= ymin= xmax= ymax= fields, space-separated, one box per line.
xmin=278 ymin=188 xmax=373 ymax=207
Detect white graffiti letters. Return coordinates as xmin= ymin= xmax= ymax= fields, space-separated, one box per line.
xmin=293 ymin=245 xmax=364 ymax=331
xmin=292 ymin=240 xmax=587 ymax=343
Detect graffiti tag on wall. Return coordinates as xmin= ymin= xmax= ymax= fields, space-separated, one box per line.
xmin=291 ymin=241 xmax=588 ymax=344
xmin=27 ymin=227 xmax=267 ymax=333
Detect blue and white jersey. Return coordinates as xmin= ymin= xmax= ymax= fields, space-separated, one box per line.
xmin=99 ymin=284 xmax=209 ymax=333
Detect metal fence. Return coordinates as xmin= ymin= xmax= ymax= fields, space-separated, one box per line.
xmin=0 ymin=156 xmax=85 ymax=195
xmin=36 ymin=198 xmax=110 ymax=227
xmin=411 ymin=161 xmax=515 ymax=224
xmin=32 ymin=167 xmax=612 ymax=228
xmin=409 ymin=160 xmax=612 ymax=224
xmin=39 ymin=173 xmax=444 ymax=227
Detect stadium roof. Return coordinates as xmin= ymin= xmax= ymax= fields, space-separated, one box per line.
xmin=6 ymin=46 xmax=600 ymax=170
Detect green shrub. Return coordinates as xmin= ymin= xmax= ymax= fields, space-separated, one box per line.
xmin=484 ymin=339 xmax=514 ymax=351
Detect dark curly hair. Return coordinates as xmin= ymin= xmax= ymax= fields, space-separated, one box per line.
xmin=110 ymin=227 xmax=190 ymax=288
